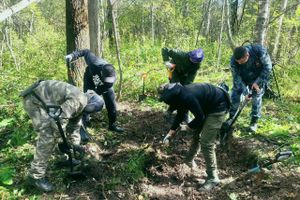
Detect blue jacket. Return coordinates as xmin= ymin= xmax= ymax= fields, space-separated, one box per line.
xmin=230 ymin=45 xmax=272 ymax=92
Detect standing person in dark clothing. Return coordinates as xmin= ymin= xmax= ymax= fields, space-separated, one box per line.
xmin=229 ymin=44 xmax=272 ymax=133
xmin=161 ymin=47 xmax=204 ymax=122
xmin=159 ymin=83 xmax=230 ymax=191
xmin=65 ymin=49 xmax=123 ymax=132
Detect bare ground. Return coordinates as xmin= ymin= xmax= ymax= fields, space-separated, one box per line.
xmin=22 ymin=101 xmax=300 ymax=200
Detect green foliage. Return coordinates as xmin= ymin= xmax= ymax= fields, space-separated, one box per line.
xmin=0 ymin=0 xmax=299 ymax=198
xmin=121 ymin=149 xmax=149 ymax=182
xmin=0 ymin=165 xmax=15 ymax=185
xmin=0 ymin=118 xmax=14 ymax=129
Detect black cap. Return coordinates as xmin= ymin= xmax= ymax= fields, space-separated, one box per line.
xmin=102 ymin=64 xmax=116 ymax=83
xmin=233 ymin=46 xmax=247 ymax=60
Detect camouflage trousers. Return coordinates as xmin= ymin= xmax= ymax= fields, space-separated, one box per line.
xmin=23 ymin=95 xmax=82 ymax=179
xmin=186 ymin=111 xmax=226 ymax=180
xmin=229 ymin=86 xmax=265 ymax=121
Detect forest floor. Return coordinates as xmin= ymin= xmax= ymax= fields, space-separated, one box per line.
xmin=19 ymin=101 xmax=300 ymax=200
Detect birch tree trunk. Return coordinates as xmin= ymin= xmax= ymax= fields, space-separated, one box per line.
xmin=99 ymin=0 xmax=106 ymax=57
xmin=108 ymin=0 xmax=123 ymax=100
xmin=151 ymin=1 xmax=155 ymax=45
xmin=66 ymin=0 xmax=90 ymax=86
xmin=88 ymin=0 xmax=101 ymax=57
xmin=3 ymin=26 xmax=19 ymax=70
xmin=217 ymin=0 xmax=225 ymax=67
xmin=203 ymin=0 xmax=213 ymax=37
xmin=0 ymin=0 xmax=40 ymax=22
xmin=254 ymin=0 xmax=271 ymax=45
xmin=271 ymin=0 xmax=288 ymax=59
xmin=225 ymin=0 xmax=236 ymax=49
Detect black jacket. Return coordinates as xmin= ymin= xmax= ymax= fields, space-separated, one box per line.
xmin=72 ymin=49 xmax=116 ymax=94
xmin=160 ymin=83 xmax=230 ymax=130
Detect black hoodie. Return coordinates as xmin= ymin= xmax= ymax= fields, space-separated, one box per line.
xmin=160 ymin=83 xmax=230 ymax=130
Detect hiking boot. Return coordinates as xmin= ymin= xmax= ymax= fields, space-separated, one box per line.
xmin=198 ymin=179 xmax=220 ymax=191
xmin=28 ymin=177 xmax=54 ymax=192
xmin=108 ymin=123 xmax=124 ymax=133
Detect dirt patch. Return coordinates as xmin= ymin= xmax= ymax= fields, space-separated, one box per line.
xmin=22 ymin=101 xmax=300 ymax=200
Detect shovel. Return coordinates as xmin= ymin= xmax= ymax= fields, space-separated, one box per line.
xmin=47 ymin=105 xmax=87 ymax=180
xmin=248 ymin=151 xmax=293 ymax=173
xmin=138 ymin=73 xmax=147 ymax=101
xmin=220 ymin=91 xmax=253 ymax=149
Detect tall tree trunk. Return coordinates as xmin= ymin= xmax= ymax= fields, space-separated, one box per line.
xmin=0 ymin=0 xmax=40 ymax=22
xmin=203 ymin=0 xmax=213 ymax=37
xmin=271 ymin=0 xmax=288 ymax=60
xmin=0 ymin=32 xmax=4 ymax=68
xmin=230 ymin=0 xmax=238 ymax=34
xmin=151 ymin=1 xmax=155 ymax=45
xmin=66 ymin=0 xmax=90 ymax=86
xmin=108 ymin=0 xmax=123 ymax=100
xmin=254 ymin=0 xmax=271 ymax=45
xmin=88 ymin=0 xmax=101 ymax=57
xmin=225 ymin=0 xmax=236 ymax=49
xmin=217 ymin=0 xmax=225 ymax=67
xmin=99 ymin=0 xmax=106 ymax=57
xmin=236 ymin=0 xmax=247 ymax=33
xmin=107 ymin=0 xmax=114 ymax=48
xmin=3 ymin=26 xmax=19 ymax=70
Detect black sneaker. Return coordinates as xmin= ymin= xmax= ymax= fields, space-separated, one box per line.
xmin=108 ymin=123 xmax=124 ymax=133
xmin=28 ymin=177 xmax=54 ymax=192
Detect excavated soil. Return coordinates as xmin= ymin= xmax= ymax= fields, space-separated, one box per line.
xmin=27 ymin=101 xmax=300 ymax=200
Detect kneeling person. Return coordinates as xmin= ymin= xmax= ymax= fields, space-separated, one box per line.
xmin=159 ymin=83 xmax=230 ymax=191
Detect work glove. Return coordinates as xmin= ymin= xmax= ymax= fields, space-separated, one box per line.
xmin=65 ymin=54 xmax=73 ymax=63
xmin=165 ymin=61 xmax=175 ymax=70
xmin=163 ymin=129 xmax=176 ymax=144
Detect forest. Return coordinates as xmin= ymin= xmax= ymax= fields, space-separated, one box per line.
xmin=0 ymin=0 xmax=300 ymax=199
